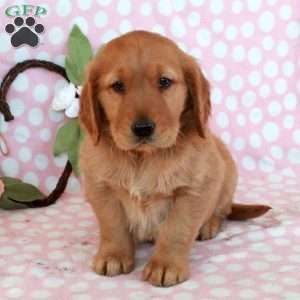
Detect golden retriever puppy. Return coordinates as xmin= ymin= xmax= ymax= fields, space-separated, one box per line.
xmin=79 ymin=30 xmax=270 ymax=287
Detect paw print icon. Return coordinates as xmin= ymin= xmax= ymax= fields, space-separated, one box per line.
xmin=5 ymin=16 xmax=44 ymax=47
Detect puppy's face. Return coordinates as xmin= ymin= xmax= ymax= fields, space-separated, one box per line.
xmin=80 ymin=31 xmax=211 ymax=152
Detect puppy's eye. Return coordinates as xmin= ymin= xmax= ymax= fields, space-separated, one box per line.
xmin=111 ymin=80 xmax=125 ymax=93
xmin=159 ymin=77 xmax=173 ymax=90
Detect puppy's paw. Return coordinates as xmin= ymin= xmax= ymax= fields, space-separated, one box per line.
xmin=92 ymin=251 xmax=134 ymax=276
xmin=198 ymin=215 xmax=222 ymax=241
xmin=142 ymin=257 xmax=189 ymax=287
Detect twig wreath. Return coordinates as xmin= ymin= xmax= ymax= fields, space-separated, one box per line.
xmin=0 ymin=25 xmax=92 ymax=209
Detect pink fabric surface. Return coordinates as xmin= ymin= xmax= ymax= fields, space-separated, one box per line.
xmin=0 ymin=0 xmax=300 ymax=299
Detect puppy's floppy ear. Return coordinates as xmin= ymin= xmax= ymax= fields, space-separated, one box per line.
xmin=79 ymin=68 xmax=102 ymax=145
xmin=183 ymin=55 xmax=211 ymax=138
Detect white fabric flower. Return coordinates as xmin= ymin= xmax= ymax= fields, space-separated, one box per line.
xmin=52 ymin=83 xmax=82 ymax=118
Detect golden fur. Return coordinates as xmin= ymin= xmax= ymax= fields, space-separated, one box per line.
xmin=79 ymin=31 xmax=270 ymax=287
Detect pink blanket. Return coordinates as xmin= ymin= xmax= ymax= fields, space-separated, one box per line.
xmin=0 ymin=0 xmax=299 ymax=299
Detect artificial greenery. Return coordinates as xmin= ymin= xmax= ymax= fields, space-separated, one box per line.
xmin=0 ymin=25 xmax=93 ymax=209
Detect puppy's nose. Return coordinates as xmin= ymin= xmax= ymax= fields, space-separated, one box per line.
xmin=131 ymin=119 xmax=156 ymax=138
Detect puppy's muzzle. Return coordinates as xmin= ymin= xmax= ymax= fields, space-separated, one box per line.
xmin=131 ymin=119 xmax=156 ymax=139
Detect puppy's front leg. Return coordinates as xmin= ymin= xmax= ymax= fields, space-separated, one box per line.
xmin=85 ymin=182 xmax=135 ymax=276
xmin=143 ymin=188 xmax=218 ymax=287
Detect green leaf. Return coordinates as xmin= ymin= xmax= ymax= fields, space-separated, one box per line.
xmin=65 ymin=25 xmax=93 ymax=85
xmin=53 ymin=119 xmax=83 ymax=176
xmin=0 ymin=177 xmax=45 ymax=209
xmin=0 ymin=194 xmax=28 ymax=210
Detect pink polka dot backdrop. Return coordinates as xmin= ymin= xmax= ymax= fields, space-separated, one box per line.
xmin=0 ymin=0 xmax=299 ymax=299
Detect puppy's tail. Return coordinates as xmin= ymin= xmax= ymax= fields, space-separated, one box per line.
xmin=227 ymin=203 xmax=271 ymax=221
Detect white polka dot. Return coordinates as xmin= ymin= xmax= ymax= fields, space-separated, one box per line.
xmin=23 ymin=172 xmax=40 ymax=187
xmin=152 ymin=24 xmax=165 ymax=35
xmin=14 ymin=48 xmax=30 ymax=63
xmin=10 ymin=98 xmax=25 ymax=117
xmin=6 ymin=288 xmax=24 ymax=298
xmin=247 ymin=0 xmax=261 ymax=11
xmin=262 ymin=36 xmax=274 ymax=51
xmin=117 ymin=0 xmax=131 ymax=15
xmin=283 ymin=115 xmax=295 ymax=129
xmin=196 ymin=28 xmax=211 ymax=47
xmin=119 ymin=20 xmax=133 ymax=34
xmin=0 ymin=33 xmax=11 ymax=53
xmin=248 ymin=47 xmax=262 ymax=65
xmin=233 ymin=137 xmax=245 ymax=151
xmin=0 ymin=247 xmax=17 ymax=255
xmin=48 ymin=27 xmax=64 ymax=45
xmin=288 ymin=148 xmax=300 ymax=164
xmin=1 ymin=158 xmax=19 ymax=177
xmin=211 ymin=64 xmax=226 ymax=81
xmin=205 ymin=275 xmax=226 ymax=285
xmin=293 ymin=130 xmax=300 ymax=145
xmin=56 ymin=0 xmax=71 ymax=16
xmin=211 ymin=88 xmax=222 ymax=104
xmin=187 ymin=12 xmax=200 ymax=27
xmin=236 ymin=113 xmax=246 ymax=127
xmin=71 ymin=16 xmax=89 ymax=35
xmin=226 ymin=96 xmax=238 ymax=111
xmin=241 ymin=22 xmax=255 ymax=38
xmin=242 ymin=156 xmax=256 ymax=170
xmin=282 ymin=61 xmax=295 ymax=77
xmin=157 ymin=0 xmax=172 ymax=16
xmin=276 ymin=40 xmax=289 ymax=57
xmin=43 ymin=277 xmax=64 ymax=288
xmin=226 ymin=263 xmax=244 ymax=272
xmin=230 ymin=75 xmax=243 ymax=91
xmin=170 ymin=16 xmax=186 ymax=38
xmin=48 ymin=110 xmax=63 ymax=123
xmin=232 ymin=0 xmax=243 ymax=14
xmin=14 ymin=126 xmax=31 ymax=143
xmin=34 ymin=154 xmax=49 ymax=171
xmin=98 ymin=281 xmax=117 ymax=290
xmin=268 ymin=101 xmax=282 ymax=116
xmin=274 ymin=78 xmax=287 ymax=95
xmin=33 ymin=84 xmax=49 ymax=103
xmin=12 ymin=74 xmax=29 ymax=92
xmin=140 ymin=1 xmax=152 ymax=15
xmin=54 ymin=154 xmax=68 ymax=167
xmin=242 ymin=91 xmax=256 ymax=107
xmin=31 ymin=290 xmax=51 ymax=299
xmin=249 ymin=133 xmax=261 ymax=149
xmin=259 ymin=157 xmax=275 ymax=173
xmin=173 ymin=0 xmax=186 ymax=12
xmin=96 ymin=0 xmax=111 ymax=5
xmin=77 ymin=0 xmax=92 ymax=10
xmin=210 ymin=0 xmax=223 ymax=15
xmin=173 ymin=292 xmax=193 ymax=300
xmin=36 ymin=52 xmax=51 ymax=61
xmin=45 ymin=176 xmax=58 ymax=192
xmin=216 ymin=112 xmax=229 ymax=128
xmin=101 ymin=29 xmax=118 ymax=43
xmin=94 ymin=11 xmax=108 ymax=28
xmin=263 ymin=61 xmax=278 ymax=78
xmin=213 ymin=41 xmax=228 ymax=58
xmin=286 ymin=21 xmax=300 ymax=40
xmin=18 ymin=146 xmax=32 ymax=162
xmin=249 ymin=108 xmax=263 ymax=124
xmin=28 ymin=108 xmax=44 ymax=126
xmin=39 ymin=128 xmax=52 ymax=142
xmin=232 ymin=45 xmax=245 ymax=61
xmin=210 ymin=288 xmax=231 ymax=298
xmin=259 ymin=84 xmax=271 ymax=98
xmin=239 ymin=289 xmax=257 ymax=299
xmin=262 ymin=122 xmax=279 ymax=142
xmin=259 ymin=11 xmax=275 ymax=32
xmin=279 ymin=4 xmax=292 ymax=20
xmin=212 ymin=19 xmax=224 ymax=33
xmin=248 ymin=72 xmax=260 ymax=88
xmin=225 ymin=25 xmax=238 ymax=40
